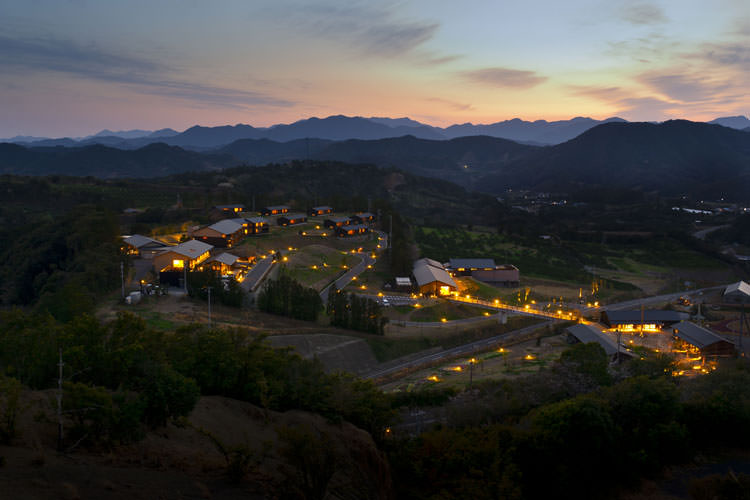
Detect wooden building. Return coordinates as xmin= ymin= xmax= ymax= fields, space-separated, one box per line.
xmin=213 ymin=204 xmax=245 ymax=214
xmin=336 ymin=224 xmax=369 ymax=237
xmin=153 ymin=239 xmax=213 ymax=273
xmin=446 ymin=258 xmax=520 ymax=287
xmin=350 ymin=212 xmax=375 ymax=224
xmin=277 ymin=213 xmax=308 ymax=226
xmin=230 ymin=217 xmax=269 ymax=235
xmin=724 ymin=281 xmax=750 ymax=303
xmin=192 ymin=219 xmax=245 ymax=248
xmin=600 ymin=310 xmax=687 ymax=332
xmin=412 ymin=258 xmax=457 ymax=296
xmin=309 ymin=206 xmax=333 ymax=217
xmin=201 ymin=252 xmax=252 ymax=277
xmin=122 ymin=234 xmax=171 ymax=259
xmin=671 ymin=321 xmax=736 ymax=358
xmin=324 ymin=216 xmax=352 ymax=229
xmin=260 ymin=205 xmax=290 ymax=216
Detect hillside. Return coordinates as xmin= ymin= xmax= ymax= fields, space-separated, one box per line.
xmin=477 ymin=120 xmax=750 ymax=199
xmin=0 ymin=142 xmax=235 ymax=177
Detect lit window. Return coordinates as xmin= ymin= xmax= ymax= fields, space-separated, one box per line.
xmin=172 ymin=259 xmax=184 ymax=268
xmin=439 ymin=286 xmax=451 ymax=295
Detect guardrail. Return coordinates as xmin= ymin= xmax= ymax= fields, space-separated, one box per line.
xmin=447 ymin=295 xmax=578 ymax=321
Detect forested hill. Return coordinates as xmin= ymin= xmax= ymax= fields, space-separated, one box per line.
xmin=0 ymin=142 xmax=236 ymax=178
xmin=3 ymin=120 xmax=750 ymax=199
xmin=477 ymin=120 xmax=750 ymax=199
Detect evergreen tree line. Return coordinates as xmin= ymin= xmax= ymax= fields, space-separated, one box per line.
xmin=257 ymin=274 xmax=323 ymax=321
xmin=187 ymin=270 xmax=244 ymax=307
xmin=0 ymin=310 xmax=393 ymax=448
xmin=326 ymin=285 xmax=387 ymax=335
xmin=387 ymin=344 xmax=750 ymax=500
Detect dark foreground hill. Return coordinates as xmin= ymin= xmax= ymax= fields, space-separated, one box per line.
xmin=477 ymin=120 xmax=750 ymax=199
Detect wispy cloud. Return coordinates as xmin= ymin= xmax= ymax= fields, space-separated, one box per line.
xmin=460 ymin=67 xmax=547 ymax=89
xmin=425 ymin=97 xmax=474 ymax=111
xmin=278 ymin=1 xmax=443 ymax=59
xmin=619 ymin=2 xmax=668 ymax=25
xmin=0 ymin=34 xmax=294 ymax=109
xmin=638 ymin=71 xmax=731 ymax=103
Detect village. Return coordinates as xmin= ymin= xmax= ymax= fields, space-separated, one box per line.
xmin=118 ymin=200 xmax=750 ymax=391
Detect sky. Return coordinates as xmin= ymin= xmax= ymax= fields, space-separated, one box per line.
xmin=1 ymin=0 xmax=748 ymax=137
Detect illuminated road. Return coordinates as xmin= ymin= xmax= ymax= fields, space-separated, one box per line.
xmin=364 ymin=320 xmax=555 ymax=380
xmin=583 ymin=285 xmax=727 ymax=314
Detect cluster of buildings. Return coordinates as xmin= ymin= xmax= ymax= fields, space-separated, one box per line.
xmin=406 ymin=257 xmax=520 ymax=295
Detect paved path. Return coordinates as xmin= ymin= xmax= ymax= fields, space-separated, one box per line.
xmin=447 ymin=296 xmax=575 ymax=320
xmin=581 ymin=284 xmax=727 ymax=314
xmin=693 ymin=225 xmax=729 ymax=240
xmin=364 ymin=320 xmax=555 ymax=380
xmin=320 ymin=230 xmax=385 ymax=302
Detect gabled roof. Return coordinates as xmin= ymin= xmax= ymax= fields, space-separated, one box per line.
xmin=603 ymin=310 xmax=687 ymax=324
xmin=279 ymin=213 xmax=307 ymax=220
xmin=412 ymin=261 xmax=457 ymax=288
xmin=326 ymin=216 xmax=351 ymax=223
xmin=208 ymin=219 xmax=244 ymax=235
xmin=207 ymin=252 xmax=239 ymax=266
xmin=566 ymin=324 xmax=622 ymax=356
xmin=246 ymin=217 xmax=268 ymax=224
xmin=312 ymin=205 xmax=333 ymax=211
xmin=672 ymin=321 xmax=734 ymax=349
xmin=449 ymin=258 xmax=496 ymax=269
xmin=264 ymin=205 xmax=290 ymax=211
xmin=339 ymin=224 xmax=368 ymax=232
xmin=724 ymin=281 xmax=750 ymax=299
xmin=163 ymin=239 xmax=213 ymax=260
xmin=214 ymin=204 xmax=245 ymax=210
xmin=414 ymin=257 xmax=444 ymax=270
xmin=354 ymin=212 xmax=375 ymax=218
xmin=123 ymin=234 xmax=169 ymax=249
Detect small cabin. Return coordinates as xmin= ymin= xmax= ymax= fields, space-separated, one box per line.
xmin=231 ymin=217 xmax=269 ymax=235
xmin=309 ymin=206 xmax=333 ymax=217
xmin=324 ymin=216 xmax=352 ymax=229
xmin=213 ymin=204 xmax=245 ymax=214
xmin=336 ymin=224 xmax=369 ymax=237
xmin=260 ymin=205 xmax=290 ymax=216
xmin=122 ymin=234 xmax=171 ymax=259
xmin=277 ymin=213 xmax=308 ymax=226
xmin=412 ymin=258 xmax=457 ymax=296
xmin=350 ymin=212 xmax=375 ymax=224
xmin=192 ymin=219 xmax=245 ymax=248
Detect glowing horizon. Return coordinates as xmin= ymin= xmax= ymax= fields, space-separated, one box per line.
xmin=1 ymin=0 xmax=748 ymax=137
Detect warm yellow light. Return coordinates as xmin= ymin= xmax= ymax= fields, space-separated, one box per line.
xmin=360 ymin=285 xmax=367 ymax=290
xmin=427 ymin=375 xmax=440 ymax=382
xmin=414 ymin=303 xmax=421 ymax=308
xmin=439 ymin=286 xmax=451 ymax=296
xmin=172 ymin=259 xmax=184 ymax=268
xmin=484 ymin=312 xmax=490 ymax=316
xmin=448 ymin=366 xmax=462 ymax=372
xmin=525 ymin=354 xmax=535 ymax=360
xmin=288 ymin=246 xmax=293 ymax=251
xmin=282 ymin=256 xmax=288 ymax=262
xmin=441 ymin=318 xmax=447 ymax=322
xmin=377 ymin=292 xmax=383 ymax=297
xmin=352 ymin=276 xmax=357 ymax=280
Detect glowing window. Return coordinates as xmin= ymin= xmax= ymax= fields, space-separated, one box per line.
xmin=439 ymin=286 xmax=451 ymax=295
xmin=172 ymin=259 xmax=184 ymax=268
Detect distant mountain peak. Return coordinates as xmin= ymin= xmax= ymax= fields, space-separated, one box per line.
xmin=708 ymin=116 xmax=750 ymax=130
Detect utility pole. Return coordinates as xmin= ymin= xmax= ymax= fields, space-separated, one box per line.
xmin=57 ymin=348 xmax=64 ymax=452
xmin=206 ymin=286 xmax=213 ymax=329
xmin=120 ymin=261 xmax=125 ymax=299
xmin=183 ymin=264 xmax=187 ymax=294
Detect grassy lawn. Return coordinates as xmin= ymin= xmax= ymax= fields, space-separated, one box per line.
xmin=455 ymin=277 xmax=506 ymax=301
xmin=366 ymin=316 xmax=543 ymax=362
xmin=283 ymin=244 xmax=359 ymax=290
xmin=408 ymin=302 xmax=489 ymax=322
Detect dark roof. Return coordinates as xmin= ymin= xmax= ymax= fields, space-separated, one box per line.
xmin=279 ymin=213 xmax=307 ymax=219
xmin=214 ymin=204 xmax=245 ymax=210
xmin=123 ymin=234 xmax=169 ymax=249
xmin=339 ymin=224 xmax=368 ymax=231
xmin=565 ymin=324 xmax=619 ymax=356
xmin=353 ymin=212 xmax=375 ymax=218
xmin=263 ymin=205 xmax=290 ymax=211
xmin=449 ymin=258 xmax=496 ymax=269
xmin=312 ymin=205 xmax=333 ymax=211
xmin=326 ymin=216 xmax=351 ymax=223
xmin=246 ymin=217 xmax=268 ymax=224
xmin=603 ymin=310 xmax=687 ymax=325
xmin=672 ymin=321 xmax=734 ymax=349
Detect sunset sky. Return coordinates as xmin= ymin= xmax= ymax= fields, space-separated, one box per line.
xmin=1 ymin=0 xmax=748 ymax=137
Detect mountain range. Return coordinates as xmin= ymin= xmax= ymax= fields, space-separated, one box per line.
xmin=2 ymin=120 xmax=748 ymax=200
xmin=4 ymin=114 xmax=749 ymax=150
